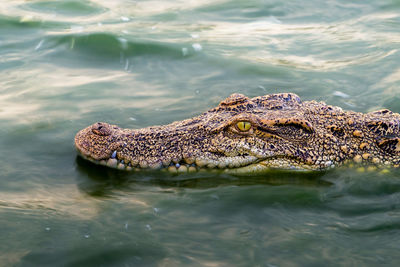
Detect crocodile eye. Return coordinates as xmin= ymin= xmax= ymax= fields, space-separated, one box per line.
xmin=236 ymin=121 xmax=252 ymax=132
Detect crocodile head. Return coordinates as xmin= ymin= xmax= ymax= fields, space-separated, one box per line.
xmin=75 ymin=93 xmax=400 ymax=173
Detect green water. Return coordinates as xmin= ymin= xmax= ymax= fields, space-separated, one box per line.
xmin=1 ymin=0 xmax=400 ymax=266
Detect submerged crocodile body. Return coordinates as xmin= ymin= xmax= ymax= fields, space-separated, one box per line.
xmin=75 ymin=93 xmax=400 ymax=173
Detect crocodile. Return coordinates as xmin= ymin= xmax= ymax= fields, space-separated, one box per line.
xmin=75 ymin=93 xmax=400 ymax=173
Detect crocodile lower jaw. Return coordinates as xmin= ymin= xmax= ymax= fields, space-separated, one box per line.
xmin=227 ymin=158 xmax=325 ymax=174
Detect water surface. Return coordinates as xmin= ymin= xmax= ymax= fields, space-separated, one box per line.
xmin=1 ymin=0 xmax=400 ymax=266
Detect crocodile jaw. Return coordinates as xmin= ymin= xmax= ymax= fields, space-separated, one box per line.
xmin=76 ymin=146 xmax=323 ymax=173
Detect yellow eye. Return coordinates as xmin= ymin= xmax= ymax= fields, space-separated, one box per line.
xmin=236 ymin=121 xmax=252 ymax=132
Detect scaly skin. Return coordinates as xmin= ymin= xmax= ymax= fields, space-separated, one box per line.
xmin=75 ymin=93 xmax=400 ymax=173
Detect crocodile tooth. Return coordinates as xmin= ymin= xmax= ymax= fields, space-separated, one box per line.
xmin=231 ymin=160 xmax=241 ymax=168
xmin=139 ymin=161 xmax=149 ymax=168
xmin=195 ymin=158 xmax=206 ymax=167
xmin=149 ymin=161 xmax=162 ymax=169
xmin=184 ymin=157 xmax=195 ymax=164
xmin=177 ymin=165 xmax=187 ymax=172
xmin=107 ymin=158 xmax=118 ymax=167
xmin=167 ymin=166 xmax=177 ymax=173
xmin=218 ymin=161 xmax=227 ymax=168
xmin=325 ymin=160 xmax=333 ymax=167
xmin=188 ymin=166 xmax=197 ymax=172
xmin=111 ymin=151 xmax=117 ymax=159
xmin=99 ymin=160 xmax=107 ymax=165
xmin=117 ymin=163 xmax=125 ymax=170
xmin=207 ymin=162 xmax=216 ymax=168
xmin=175 ymin=163 xmax=181 ymax=168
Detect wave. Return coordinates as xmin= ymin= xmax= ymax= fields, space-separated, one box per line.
xmin=20 ymin=0 xmax=107 ymax=17
xmin=33 ymin=32 xmax=196 ymax=63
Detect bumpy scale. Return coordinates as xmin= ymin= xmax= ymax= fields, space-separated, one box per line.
xmin=75 ymin=93 xmax=400 ymax=173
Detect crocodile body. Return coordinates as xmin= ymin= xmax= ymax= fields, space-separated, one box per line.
xmin=75 ymin=93 xmax=400 ymax=173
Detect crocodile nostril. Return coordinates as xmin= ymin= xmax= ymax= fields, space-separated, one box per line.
xmin=91 ymin=122 xmax=111 ymax=136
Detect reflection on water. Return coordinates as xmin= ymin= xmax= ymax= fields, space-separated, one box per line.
xmin=1 ymin=0 xmax=400 ymax=265
xmin=0 ymin=185 xmax=102 ymax=220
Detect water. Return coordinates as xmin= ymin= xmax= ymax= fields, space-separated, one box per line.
xmin=1 ymin=0 xmax=400 ymax=266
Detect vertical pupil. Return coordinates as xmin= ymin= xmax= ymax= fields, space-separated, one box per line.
xmin=237 ymin=121 xmax=251 ymax=131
